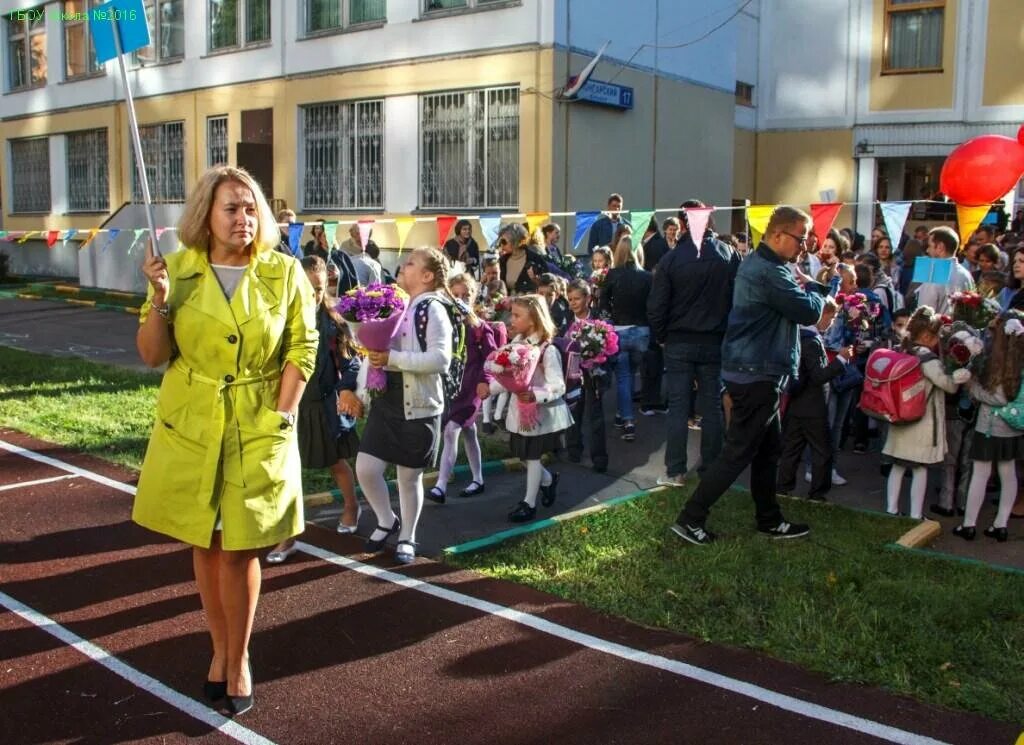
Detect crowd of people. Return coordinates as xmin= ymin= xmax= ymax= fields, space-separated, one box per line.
xmin=132 ymin=168 xmax=1024 ymax=717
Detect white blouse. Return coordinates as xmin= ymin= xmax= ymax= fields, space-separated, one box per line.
xmin=490 ymin=334 xmax=573 ymax=436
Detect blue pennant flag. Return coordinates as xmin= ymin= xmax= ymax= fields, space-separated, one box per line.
xmin=287 ymin=223 xmax=304 ymax=258
xmin=102 ymin=229 xmax=121 ymax=252
xmin=572 ymin=211 xmax=600 ymax=251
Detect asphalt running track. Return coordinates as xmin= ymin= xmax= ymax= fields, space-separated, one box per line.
xmin=0 ymin=429 xmax=1017 ymax=745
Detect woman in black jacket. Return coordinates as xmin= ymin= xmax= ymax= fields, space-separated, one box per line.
xmin=601 ymin=234 xmax=653 ymax=442
xmin=498 ymin=223 xmax=548 ymax=295
xmin=444 ymin=219 xmax=481 ymax=277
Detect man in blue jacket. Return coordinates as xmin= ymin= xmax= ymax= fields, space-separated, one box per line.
xmin=672 ymin=206 xmax=838 ymax=545
xmin=586 ymin=193 xmax=630 ymax=254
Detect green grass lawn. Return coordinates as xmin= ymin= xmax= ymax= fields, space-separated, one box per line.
xmin=0 ymin=347 xmax=510 ymax=494
xmin=450 ymin=486 xmax=1024 ymax=723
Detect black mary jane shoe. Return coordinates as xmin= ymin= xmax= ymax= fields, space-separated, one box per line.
xmin=458 ymin=480 xmax=486 ymax=498
xmin=508 ymin=501 xmax=537 ymax=523
xmin=203 ymin=679 xmax=227 ymax=702
xmin=226 ymin=658 xmax=254 ymax=717
xmin=426 ymin=486 xmax=446 ymax=504
xmin=983 ymin=526 xmax=1008 ymax=543
xmin=952 ymin=525 xmax=976 ymax=541
xmin=540 ymin=472 xmax=560 ymax=508
xmin=365 ymin=517 xmax=402 ymax=553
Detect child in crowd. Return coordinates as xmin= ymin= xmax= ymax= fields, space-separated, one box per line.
xmin=883 ymin=307 xmax=970 ymax=520
xmin=428 ymin=274 xmax=498 ymax=503
xmin=591 ymin=246 xmax=613 ymax=273
xmin=953 ymin=311 xmax=1024 ymax=542
xmin=492 ymin=295 xmax=572 ymax=523
xmin=267 ymin=256 xmax=362 ymax=563
xmin=563 ymin=280 xmax=609 ymax=473
xmin=480 ymin=257 xmax=501 ymax=299
xmin=537 ymin=273 xmax=573 ymax=335
xmin=891 ymin=308 xmax=911 ymax=345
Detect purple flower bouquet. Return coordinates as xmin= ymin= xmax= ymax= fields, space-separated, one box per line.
xmin=335 ymin=283 xmax=409 ymax=396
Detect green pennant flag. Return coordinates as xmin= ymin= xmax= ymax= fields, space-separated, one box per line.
xmin=0 ymin=231 xmax=7 ymax=240
xmin=629 ymin=210 xmax=656 ymax=251
xmin=323 ymin=221 xmax=337 ymax=248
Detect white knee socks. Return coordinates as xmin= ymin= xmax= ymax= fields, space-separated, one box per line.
xmin=887 ymin=464 xmax=928 ymax=519
xmin=993 ymin=460 xmax=1019 ymax=529
xmin=435 ymin=421 xmax=462 ymax=492
xmin=356 ymin=452 xmax=397 ymax=542
xmin=395 ymin=465 xmax=424 ymax=543
xmin=524 ymin=460 xmax=552 ymax=507
xmin=463 ymin=422 xmax=484 ymax=484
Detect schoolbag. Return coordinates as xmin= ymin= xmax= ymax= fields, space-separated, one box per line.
xmin=858 ymin=348 xmax=933 ymax=424
xmin=489 ymin=320 xmax=508 ymax=348
xmin=995 ymin=379 xmax=1024 ymax=430
xmin=546 ymin=336 xmax=583 ymax=403
xmin=415 ymin=296 xmax=468 ymax=401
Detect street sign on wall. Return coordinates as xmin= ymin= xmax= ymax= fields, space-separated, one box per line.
xmin=575 ymin=79 xmax=634 ymax=110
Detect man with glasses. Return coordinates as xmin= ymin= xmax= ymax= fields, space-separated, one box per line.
xmin=671 ymin=206 xmax=838 ymax=545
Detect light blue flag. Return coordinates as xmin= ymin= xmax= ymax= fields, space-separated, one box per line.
xmin=478 ymin=214 xmax=502 ymax=249
xmin=63 ymin=229 xmax=78 ymax=241
xmin=911 ymin=257 xmax=954 ymax=284
xmin=90 ymin=0 xmax=150 ymax=63
xmin=880 ymin=202 xmax=911 ymax=246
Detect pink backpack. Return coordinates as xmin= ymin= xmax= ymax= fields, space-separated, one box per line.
xmin=858 ymin=349 xmax=931 ymax=424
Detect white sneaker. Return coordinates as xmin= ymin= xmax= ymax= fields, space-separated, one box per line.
xmin=832 ymin=469 xmax=847 ymax=486
xmin=656 ymin=473 xmax=688 ymax=488
xmin=804 ymin=470 xmax=812 ymax=483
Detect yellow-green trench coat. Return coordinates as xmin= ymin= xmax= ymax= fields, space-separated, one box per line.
xmin=132 ymin=247 xmax=318 ymax=551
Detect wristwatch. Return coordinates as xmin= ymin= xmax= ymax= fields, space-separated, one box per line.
xmin=277 ymin=410 xmax=296 ymax=428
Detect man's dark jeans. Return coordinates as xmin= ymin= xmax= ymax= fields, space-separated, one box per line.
xmin=566 ymin=374 xmax=608 ymax=469
xmin=641 ymin=338 xmax=664 ymax=407
xmin=679 ymin=379 xmax=785 ymax=529
xmin=664 ymin=342 xmax=723 ymax=477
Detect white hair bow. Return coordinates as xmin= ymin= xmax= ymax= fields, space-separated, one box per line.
xmin=1005 ymin=318 xmax=1024 ymax=337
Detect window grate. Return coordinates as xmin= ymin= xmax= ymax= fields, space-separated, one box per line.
xmin=11 ymin=137 xmax=51 ymax=213
xmin=132 ymin=122 xmax=185 ymax=203
xmin=302 ymin=100 xmax=384 ymax=210
xmin=67 ymin=129 xmax=109 ymax=212
xmin=207 ymin=115 xmax=229 ymax=167
xmin=420 ymin=86 xmax=518 ymax=210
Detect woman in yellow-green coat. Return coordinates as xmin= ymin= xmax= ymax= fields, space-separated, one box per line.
xmin=135 ymin=166 xmax=317 ymax=717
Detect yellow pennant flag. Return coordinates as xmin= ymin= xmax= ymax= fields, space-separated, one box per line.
xmin=17 ymin=231 xmax=38 ymax=244
xmin=394 ymin=216 xmax=416 ymax=254
xmin=955 ymin=204 xmax=991 ymax=247
xmin=80 ymin=228 xmax=100 ymax=249
xmin=746 ymin=205 xmax=776 ymax=246
xmin=526 ymin=212 xmax=550 ymax=237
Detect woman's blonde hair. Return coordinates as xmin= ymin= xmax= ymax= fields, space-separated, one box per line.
xmin=511 ymin=294 xmax=556 ymax=344
xmin=178 ymin=166 xmax=280 ymax=254
xmin=613 ymin=233 xmax=642 ymax=268
xmin=410 ymin=247 xmax=459 ymax=302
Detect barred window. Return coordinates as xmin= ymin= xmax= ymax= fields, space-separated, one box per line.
xmin=305 ymin=0 xmax=386 ymax=35
xmin=208 ymin=115 xmax=229 ymax=167
xmin=302 ymin=100 xmax=384 ymax=210
xmin=7 ymin=5 xmax=47 ymax=90
xmin=64 ymin=0 xmax=103 ymax=80
xmin=134 ymin=0 xmax=185 ymax=65
xmin=209 ymin=0 xmax=270 ymax=52
xmin=132 ymin=122 xmax=186 ymax=203
xmin=67 ymin=129 xmax=109 ymax=212
xmin=10 ymin=137 xmax=51 ymax=213
xmin=420 ymin=86 xmax=519 ymax=210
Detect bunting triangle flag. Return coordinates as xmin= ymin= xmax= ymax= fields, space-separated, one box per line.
xmin=63 ymin=229 xmax=77 ymax=241
xmin=746 ymin=205 xmax=775 ymax=245
xmin=526 ymin=212 xmax=549 ymax=238
xmin=683 ymin=207 xmax=714 ymax=254
xmin=394 ymin=217 xmax=415 ymax=253
xmin=287 ymin=223 xmax=304 ymax=258
xmin=155 ymin=227 xmax=166 ymax=241
xmin=3 ymin=231 xmax=20 ymax=242
xmin=955 ymin=204 xmax=991 ymax=247
xmin=436 ymin=215 xmax=458 ymax=246
xmin=478 ymin=214 xmax=502 ymax=249
xmin=0 ymin=231 xmax=6 ymax=240
xmin=809 ymin=203 xmax=843 ymax=243
xmin=323 ymin=221 xmax=338 ymax=249
xmin=102 ymin=228 xmax=121 ymax=252
xmin=17 ymin=231 xmax=38 ymax=244
xmin=81 ymin=228 xmax=99 ymax=249
xmin=357 ymin=220 xmax=375 ymax=249
xmin=572 ymin=211 xmax=600 ymax=250
xmin=879 ymin=202 xmax=912 ymax=247
xmin=46 ymin=230 xmax=60 ymax=248
xmin=128 ymin=229 xmax=146 ymax=254
xmin=629 ymin=210 xmax=656 ymax=250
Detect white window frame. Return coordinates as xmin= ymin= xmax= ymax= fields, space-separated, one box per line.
xmin=419 ymin=86 xmax=520 ymax=211
xmin=9 ymin=137 xmax=51 ymax=214
xmin=422 ymin=0 xmax=509 ymax=15
xmin=207 ymin=115 xmax=229 ymax=167
xmin=132 ymin=121 xmax=186 ymax=203
xmin=882 ymin=0 xmax=945 ymax=74
xmin=133 ymin=0 xmax=185 ymax=67
xmin=208 ymin=0 xmax=271 ymax=53
xmin=6 ymin=5 xmax=47 ymax=91
xmin=66 ymin=128 xmax=109 ymax=213
xmin=63 ymin=0 xmax=104 ymax=81
xmin=303 ymin=0 xmax=387 ymax=36
xmin=300 ymin=99 xmax=384 ymax=211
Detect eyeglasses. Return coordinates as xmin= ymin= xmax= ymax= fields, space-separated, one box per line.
xmin=781 ymin=231 xmax=808 ymax=247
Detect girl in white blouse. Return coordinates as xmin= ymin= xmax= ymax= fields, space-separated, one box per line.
xmin=490 ymin=295 xmax=573 ymax=522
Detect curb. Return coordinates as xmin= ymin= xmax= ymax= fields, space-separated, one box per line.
xmin=0 ymin=288 xmax=140 ymax=315
xmin=303 ymin=457 xmax=528 ymax=508
xmin=885 ymin=543 xmax=1024 ymax=577
xmin=895 ymin=518 xmax=942 ymax=548
xmin=442 ymin=486 xmax=665 ymax=556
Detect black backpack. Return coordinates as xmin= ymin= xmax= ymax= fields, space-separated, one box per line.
xmin=415 ymin=296 xmax=468 ymax=401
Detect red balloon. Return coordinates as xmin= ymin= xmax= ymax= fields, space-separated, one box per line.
xmin=939 ymin=124 xmax=1024 ymax=206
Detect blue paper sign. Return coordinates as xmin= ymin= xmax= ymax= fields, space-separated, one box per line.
xmin=576 ymin=79 xmax=634 ymax=110
xmin=90 ymin=0 xmax=150 ymax=64
xmin=911 ymin=257 xmax=954 ymax=285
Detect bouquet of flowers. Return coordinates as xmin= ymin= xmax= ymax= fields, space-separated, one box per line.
xmin=484 ymin=342 xmax=542 ymax=430
xmin=556 ymin=254 xmax=585 ymax=280
xmin=568 ymin=319 xmax=619 ymax=376
xmin=835 ymin=292 xmax=881 ymax=334
xmin=589 ymin=267 xmax=609 ymax=289
xmin=940 ymin=321 xmax=985 ymax=374
xmin=950 ymin=290 xmax=1000 ymax=330
xmin=335 ymin=283 xmax=408 ymax=397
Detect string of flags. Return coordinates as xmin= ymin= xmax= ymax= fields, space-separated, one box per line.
xmin=0 ymin=199 xmax=1001 ymax=256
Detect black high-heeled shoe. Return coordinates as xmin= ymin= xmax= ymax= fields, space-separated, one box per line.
xmin=226 ymin=658 xmax=254 ymax=717
xmin=203 ymin=679 xmax=227 ymax=702
xmin=365 ymin=516 xmax=401 ymax=552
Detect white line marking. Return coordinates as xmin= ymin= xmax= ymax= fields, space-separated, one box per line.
xmin=0 ymin=438 xmax=950 ymax=745
xmin=0 ymin=473 xmax=77 ymax=492
xmin=0 ymin=589 xmax=277 ymax=745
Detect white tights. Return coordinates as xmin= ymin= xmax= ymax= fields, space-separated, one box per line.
xmin=886 ymin=464 xmax=928 ymax=519
xmin=962 ymin=459 xmax=1018 ymax=529
xmin=435 ymin=421 xmax=484 ymax=492
xmin=524 ymin=460 xmax=552 ymax=508
xmin=355 ymin=452 xmax=424 ymax=544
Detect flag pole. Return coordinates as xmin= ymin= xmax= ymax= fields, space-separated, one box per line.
xmin=110 ymin=17 xmax=161 ymax=258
